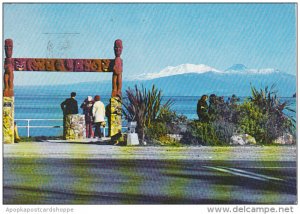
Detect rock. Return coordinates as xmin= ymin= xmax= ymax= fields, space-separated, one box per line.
xmin=274 ymin=133 xmax=295 ymax=145
xmin=245 ymin=134 xmax=256 ymax=145
xmin=148 ymin=139 xmax=160 ymax=145
xmin=127 ymin=133 xmax=139 ymax=146
xmin=3 ymin=96 xmax=14 ymax=144
xmin=65 ymin=114 xmax=86 ymax=140
xmin=167 ymin=134 xmax=183 ymax=141
xmin=230 ymin=134 xmax=256 ymax=145
xmin=230 ymin=135 xmax=245 ymax=145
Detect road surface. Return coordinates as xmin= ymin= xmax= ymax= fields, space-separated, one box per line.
xmin=3 ymin=142 xmax=297 ymax=204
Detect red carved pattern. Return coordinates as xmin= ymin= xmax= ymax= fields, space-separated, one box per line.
xmin=12 ymin=58 xmax=113 ymax=72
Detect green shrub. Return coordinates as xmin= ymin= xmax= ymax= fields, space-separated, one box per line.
xmin=145 ymin=122 xmax=168 ymax=140
xmin=182 ymin=121 xmax=222 ymax=146
xmin=144 ymin=107 xmax=188 ymax=145
xmin=212 ymin=121 xmax=238 ymax=144
xmin=237 ymin=101 xmax=268 ymax=144
xmin=237 ymin=87 xmax=295 ymax=144
xmin=191 ymin=85 xmax=295 ymax=146
xmin=157 ymin=107 xmax=188 ymax=134
xmin=157 ymin=135 xmax=180 ymax=146
xmin=145 ymin=122 xmax=181 ymax=146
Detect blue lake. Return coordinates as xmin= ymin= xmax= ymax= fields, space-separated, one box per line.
xmin=14 ymin=90 xmax=296 ymax=137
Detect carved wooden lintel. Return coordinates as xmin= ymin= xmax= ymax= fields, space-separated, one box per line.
xmin=12 ymin=58 xmax=114 ymax=72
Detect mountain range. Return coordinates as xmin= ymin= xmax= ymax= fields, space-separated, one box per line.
xmin=15 ymin=64 xmax=296 ymax=97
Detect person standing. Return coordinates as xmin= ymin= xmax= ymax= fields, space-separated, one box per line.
xmin=92 ymin=95 xmax=106 ymax=138
xmin=80 ymin=96 xmax=94 ymax=138
xmin=61 ymin=92 xmax=78 ymax=138
xmin=105 ymin=103 xmax=111 ymax=137
xmin=208 ymin=94 xmax=218 ymax=121
xmin=61 ymin=92 xmax=78 ymax=115
xmin=197 ymin=95 xmax=209 ymax=122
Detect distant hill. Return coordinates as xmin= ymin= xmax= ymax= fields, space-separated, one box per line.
xmin=134 ymin=72 xmax=295 ymax=97
xmin=15 ymin=64 xmax=296 ymax=97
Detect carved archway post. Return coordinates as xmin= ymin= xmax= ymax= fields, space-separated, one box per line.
xmin=3 ymin=39 xmax=14 ymax=144
xmin=109 ymin=39 xmax=123 ymax=140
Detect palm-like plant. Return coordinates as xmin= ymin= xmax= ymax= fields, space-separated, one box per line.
xmin=122 ymin=85 xmax=146 ymax=143
xmin=144 ymin=85 xmax=173 ymax=127
xmin=250 ymin=84 xmax=275 ymax=113
xmin=122 ymin=85 xmax=146 ymax=121
xmin=249 ymin=84 xmax=294 ymax=118
xmin=249 ymin=84 xmax=295 ymax=142
xmin=122 ymin=85 xmax=173 ymax=144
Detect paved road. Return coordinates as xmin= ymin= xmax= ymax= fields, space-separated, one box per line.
xmin=3 ymin=143 xmax=297 ymax=204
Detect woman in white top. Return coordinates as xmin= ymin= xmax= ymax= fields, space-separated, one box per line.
xmin=92 ymin=95 xmax=106 ymax=138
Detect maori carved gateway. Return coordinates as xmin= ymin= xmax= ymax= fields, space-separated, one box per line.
xmin=3 ymin=38 xmax=123 ymax=143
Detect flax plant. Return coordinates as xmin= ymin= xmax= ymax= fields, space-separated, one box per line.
xmin=122 ymin=85 xmax=173 ymax=144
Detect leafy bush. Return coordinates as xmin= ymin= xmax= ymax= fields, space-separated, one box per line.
xmin=265 ymin=111 xmax=295 ymax=143
xmin=181 ymin=121 xmax=222 ymax=146
xmin=145 ymin=107 xmax=187 ymax=145
xmin=211 ymin=95 xmax=240 ymax=123
xmin=237 ymin=101 xmax=268 ymax=144
xmin=157 ymin=107 xmax=188 ymax=134
xmin=157 ymin=135 xmax=180 ymax=146
xmin=145 ymin=122 xmax=168 ymax=141
xmin=237 ymin=85 xmax=295 ymax=144
xmin=212 ymin=121 xmax=238 ymax=144
xmin=145 ymin=122 xmax=181 ymax=146
xmin=191 ymin=85 xmax=295 ymax=145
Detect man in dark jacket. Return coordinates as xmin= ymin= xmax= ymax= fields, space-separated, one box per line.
xmin=61 ymin=92 xmax=78 ymax=139
xmin=61 ymin=92 xmax=78 ymax=115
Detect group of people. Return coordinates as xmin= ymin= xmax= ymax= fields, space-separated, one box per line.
xmin=60 ymin=92 xmax=106 ymax=138
xmin=197 ymin=94 xmax=240 ymax=122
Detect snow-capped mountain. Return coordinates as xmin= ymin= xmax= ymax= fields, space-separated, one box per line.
xmin=134 ymin=64 xmax=221 ymax=80
xmin=224 ymin=64 xmax=280 ymax=74
xmin=133 ymin=63 xmax=282 ymax=80
xmin=225 ymin=64 xmax=248 ymax=71
xmin=130 ymin=63 xmax=295 ymax=96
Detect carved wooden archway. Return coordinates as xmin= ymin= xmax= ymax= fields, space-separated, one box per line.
xmin=3 ymin=39 xmax=123 ymax=143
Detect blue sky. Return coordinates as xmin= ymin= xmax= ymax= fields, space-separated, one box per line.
xmin=3 ymin=3 xmax=296 ymax=85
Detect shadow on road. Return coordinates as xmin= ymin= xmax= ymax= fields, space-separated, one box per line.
xmin=3 ymin=158 xmax=297 ymax=204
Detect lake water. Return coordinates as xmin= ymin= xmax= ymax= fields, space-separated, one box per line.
xmin=14 ymin=91 xmax=296 ymax=137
